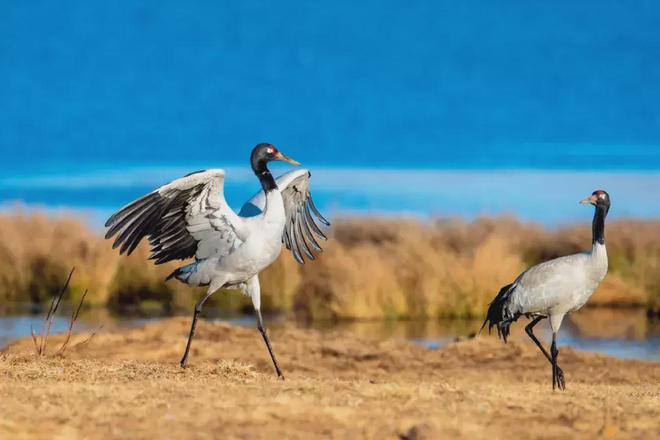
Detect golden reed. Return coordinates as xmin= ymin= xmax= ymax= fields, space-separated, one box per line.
xmin=0 ymin=212 xmax=658 ymax=318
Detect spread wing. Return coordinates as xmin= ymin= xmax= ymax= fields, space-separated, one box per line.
xmin=105 ymin=169 xmax=247 ymax=264
xmin=239 ymin=169 xmax=330 ymax=264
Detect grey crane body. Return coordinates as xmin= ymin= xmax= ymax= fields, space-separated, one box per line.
xmin=481 ymin=190 xmax=610 ymax=390
xmin=504 ymin=242 xmax=607 ymax=332
xmin=104 ymin=144 xmax=329 ymax=379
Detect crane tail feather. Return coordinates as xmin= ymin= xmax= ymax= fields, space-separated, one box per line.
xmin=166 ymin=261 xmax=202 ymax=284
xmin=481 ymin=283 xmax=519 ymax=342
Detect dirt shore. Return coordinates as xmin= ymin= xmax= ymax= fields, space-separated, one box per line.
xmin=1 ymin=318 xmax=659 ymax=439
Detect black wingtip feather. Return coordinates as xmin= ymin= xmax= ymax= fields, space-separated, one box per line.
xmin=104 ymin=192 xmax=158 ymax=228
xmin=304 ymin=204 xmax=327 ymax=241
xmin=294 ymin=212 xmax=315 ymax=260
xmin=308 ymin=196 xmax=330 ymax=226
xmin=166 ymin=267 xmax=181 ymax=280
xmin=105 ymin=184 xmax=201 ymax=264
xmin=300 ymin=209 xmax=323 ymax=252
xmin=288 ymin=220 xmax=305 ymax=264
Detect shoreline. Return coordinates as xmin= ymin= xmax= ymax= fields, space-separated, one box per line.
xmin=1 ymin=307 xmax=658 ymax=361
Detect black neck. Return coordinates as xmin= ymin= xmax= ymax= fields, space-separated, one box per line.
xmin=253 ymin=162 xmax=277 ymax=193
xmin=592 ymin=205 xmax=607 ymax=245
xmin=256 ymin=169 xmax=277 ymax=192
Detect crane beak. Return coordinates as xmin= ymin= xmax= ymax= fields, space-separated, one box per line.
xmin=274 ymin=151 xmax=301 ymax=166
xmin=580 ymin=195 xmax=598 ymax=205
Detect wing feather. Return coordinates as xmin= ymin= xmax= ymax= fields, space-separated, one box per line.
xmin=239 ymin=168 xmax=329 ymax=264
xmin=295 ymin=209 xmax=315 ymax=260
xmin=307 ymin=195 xmax=330 ymax=226
xmin=299 ymin=206 xmax=322 ymax=252
xmin=280 ymin=171 xmax=329 ymax=263
xmin=105 ymin=169 xmax=246 ymax=264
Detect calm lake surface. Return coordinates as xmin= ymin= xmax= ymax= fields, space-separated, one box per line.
xmin=2 ymin=166 xmax=660 ymax=225
xmin=1 ymin=307 xmax=658 ymax=361
xmin=4 ymin=2 xmax=660 ymax=222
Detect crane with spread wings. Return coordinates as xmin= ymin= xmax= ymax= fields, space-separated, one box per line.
xmin=105 ymin=143 xmax=329 ymax=379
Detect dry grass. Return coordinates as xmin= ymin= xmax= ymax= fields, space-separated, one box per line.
xmin=1 ymin=212 xmax=659 ymax=318
xmin=1 ymin=318 xmax=659 ymax=439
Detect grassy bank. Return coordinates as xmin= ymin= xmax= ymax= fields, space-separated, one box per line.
xmin=3 ymin=318 xmax=659 ymax=439
xmin=0 ymin=212 xmax=659 ymax=318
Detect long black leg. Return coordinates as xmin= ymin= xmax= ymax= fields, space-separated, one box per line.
xmin=525 ymin=316 xmax=552 ymax=362
xmin=525 ymin=317 xmax=565 ymax=390
xmin=255 ymin=309 xmax=284 ymax=380
xmin=180 ymin=292 xmax=213 ymax=368
xmin=550 ymin=332 xmax=565 ymax=391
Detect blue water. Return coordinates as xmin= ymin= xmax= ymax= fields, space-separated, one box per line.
xmin=1 ymin=2 xmax=660 ymax=220
xmin=1 ymin=1 xmax=660 ymax=169
xmin=1 ymin=165 xmax=660 ymax=224
xmin=2 ymin=311 xmax=658 ymax=360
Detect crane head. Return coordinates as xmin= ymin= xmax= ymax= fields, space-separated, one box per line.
xmin=580 ymin=190 xmax=610 ymax=209
xmin=251 ymin=143 xmax=300 ymax=171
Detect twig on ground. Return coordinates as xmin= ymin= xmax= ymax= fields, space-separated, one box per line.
xmin=30 ymin=326 xmax=39 ymax=356
xmin=58 ymin=288 xmax=88 ymax=355
xmin=72 ymin=325 xmax=104 ymax=349
xmin=38 ymin=267 xmax=75 ymax=356
xmin=28 ymin=266 xmax=97 ymax=358
xmin=38 ymin=294 xmax=58 ymax=355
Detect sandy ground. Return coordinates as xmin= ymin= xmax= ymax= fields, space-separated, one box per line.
xmin=1 ymin=318 xmax=659 ymax=439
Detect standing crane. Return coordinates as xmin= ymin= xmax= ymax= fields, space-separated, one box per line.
xmin=481 ymin=190 xmax=610 ymax=390
xmin=104 ymin=143 xmax=329 ymax=379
